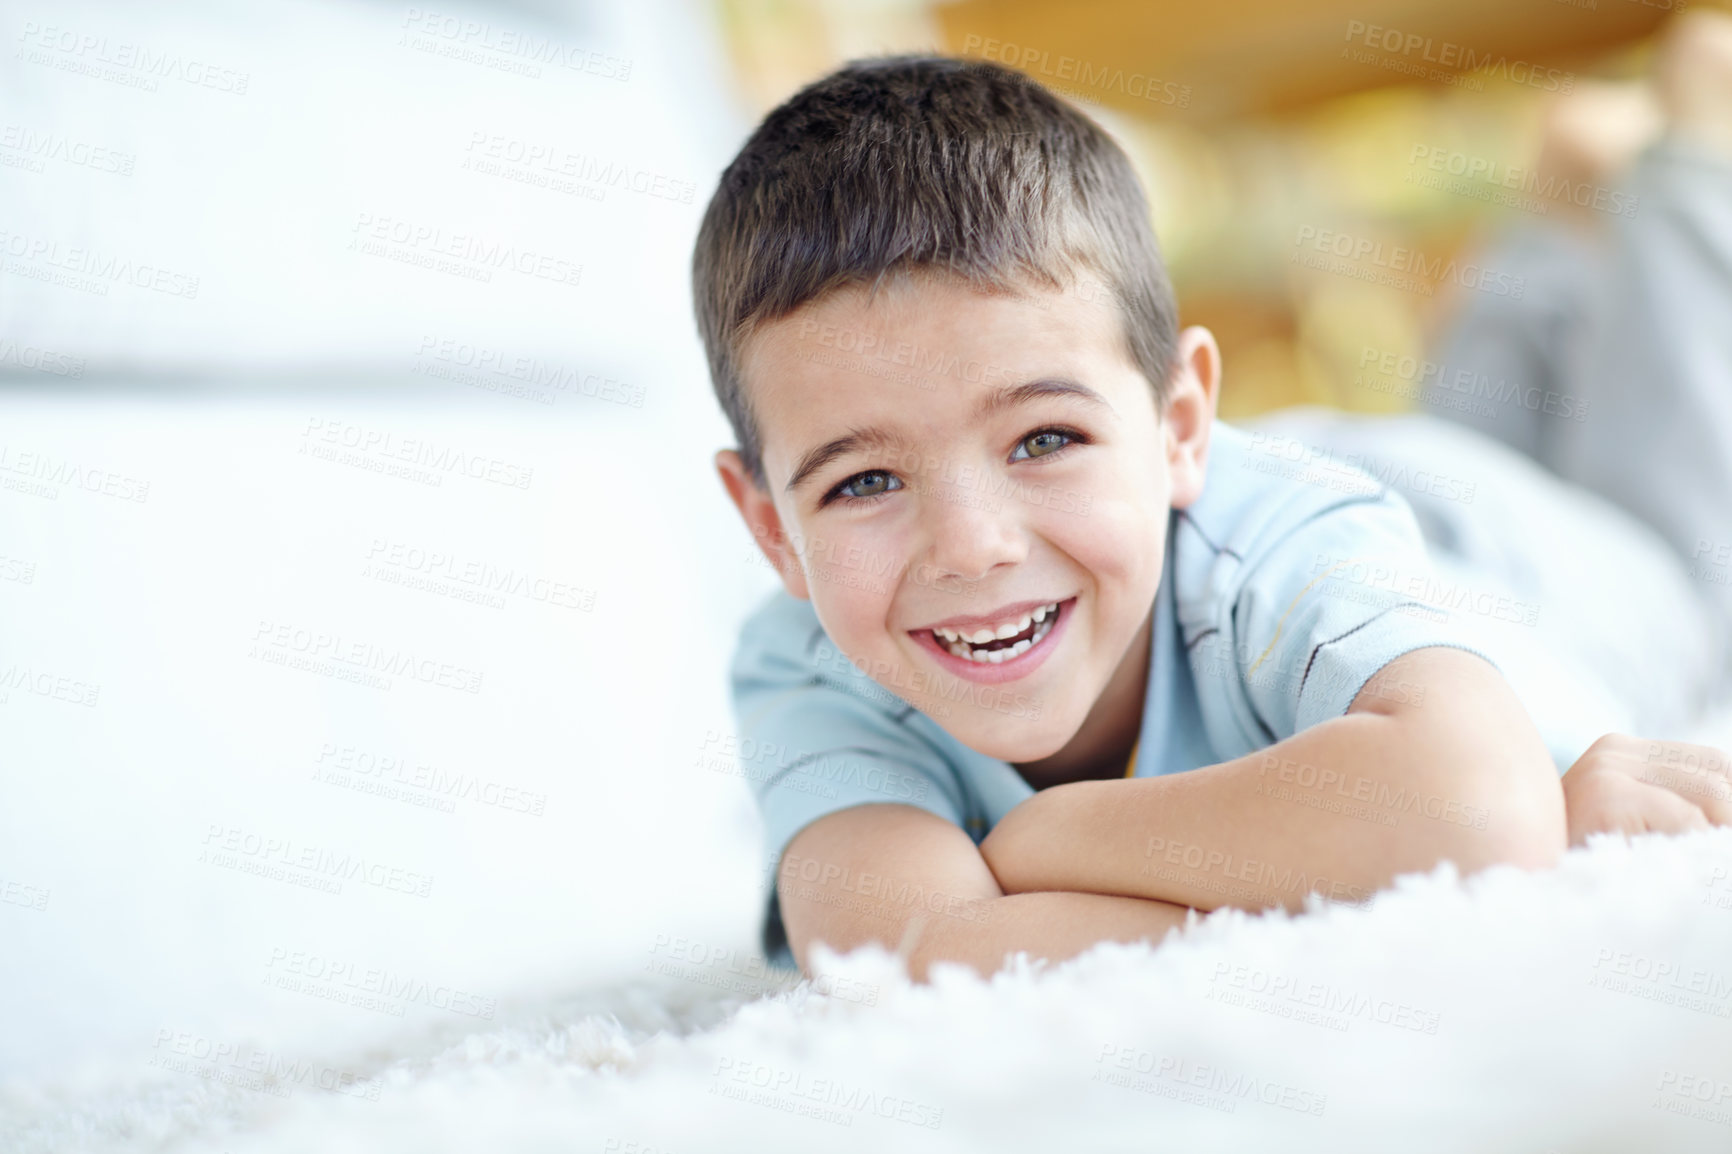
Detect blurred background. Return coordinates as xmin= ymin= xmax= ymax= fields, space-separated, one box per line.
xmin=717 ymin=0 xmax=1708 ymax=419
xmin=0 ymin=0 xmax=1722 ymax=1122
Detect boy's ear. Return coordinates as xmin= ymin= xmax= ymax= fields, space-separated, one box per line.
xmin=715 ymin=449 xmax=811 ymax=601
xmin=1163 ymin=326 xmax=1221 ymax=510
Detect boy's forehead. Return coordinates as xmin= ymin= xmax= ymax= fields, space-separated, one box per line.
xmin=754 ymin=274 xmax=966 ymax=349
xmin=746 ymin=273 xmax=1119 ymax=381
xmin=741 ymin=276 xmax=1138 ymax=485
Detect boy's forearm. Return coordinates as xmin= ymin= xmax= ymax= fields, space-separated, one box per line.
xmin=979 ymin=649 xmax=1566 ymax=912
xmin=898 ymin=890 xmax=1191 ymax=982
xmin=775 ymin=803 xmax=1193 ymax=984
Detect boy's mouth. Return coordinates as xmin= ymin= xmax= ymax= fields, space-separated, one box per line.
xmin=930 ymin=600 xmax=1060 ymax=663
xmin=909 ymin=595 xmax=1077 ymax=682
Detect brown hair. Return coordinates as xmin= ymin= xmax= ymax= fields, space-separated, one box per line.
xmin=692 ymin=53 xmax=1180 ymax=490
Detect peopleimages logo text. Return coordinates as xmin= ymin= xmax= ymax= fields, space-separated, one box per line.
xmin=1294 ymin=226 xmax=1524 ymax=298
xmin=1342 ymin=21 xmax=1574 ymax=92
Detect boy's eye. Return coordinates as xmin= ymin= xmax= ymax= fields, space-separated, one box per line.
xmin=1012 ymin=429 xmax=1073 ymax=461
xmin=835 ymin=470 xmax=901 ymax=502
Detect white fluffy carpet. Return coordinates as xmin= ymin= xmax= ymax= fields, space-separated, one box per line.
xmin=12 ymin=825 xmax=1732 ymax=1154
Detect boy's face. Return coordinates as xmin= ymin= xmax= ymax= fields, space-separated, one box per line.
xmin=717 ymin=272 xmax=1218 ymax=765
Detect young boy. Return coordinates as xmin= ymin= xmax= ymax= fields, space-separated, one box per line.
xmin=694 ymin=54 xmax=1732 ymax=981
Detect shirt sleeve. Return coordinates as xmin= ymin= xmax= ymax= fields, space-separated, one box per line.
xmin=1208 ymin=487 xmax=1509 ymax=743
xmin=728 ymin=592 xmax=972 ymax=962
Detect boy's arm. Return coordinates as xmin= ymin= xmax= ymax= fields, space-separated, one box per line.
xmin=776 ymin=804 xmax=1191 ymax=982
xmin=978 ymin=646 xmax=1567 ymax=912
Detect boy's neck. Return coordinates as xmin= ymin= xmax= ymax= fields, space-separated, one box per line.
xmin=1010 ymin=601 xmax=1154 ymax=791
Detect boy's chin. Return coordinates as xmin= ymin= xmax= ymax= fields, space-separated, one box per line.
xmin=942 ymin=712 xmax=1071 ymax=764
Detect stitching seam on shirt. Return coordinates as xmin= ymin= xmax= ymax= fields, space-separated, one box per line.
xmin=1176 ymin=508 xmax=1242 ymax=560
xmin=1297 ymin=601 xmax=1433 ymax=702
xmin=1244 ymin=552 xmax=1389 ymax=682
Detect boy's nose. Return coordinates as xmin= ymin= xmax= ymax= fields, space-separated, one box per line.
xmin=917 ymin=475 xmax=1029 ymax=584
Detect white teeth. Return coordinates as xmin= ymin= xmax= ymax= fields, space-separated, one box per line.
xmin=938 ymin=601 xmax=1061 ymax=664
xmin=935 ymin=602 xmax=1060 ymax=647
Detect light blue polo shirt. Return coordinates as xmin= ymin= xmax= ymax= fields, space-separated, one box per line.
xmin=727 ymin=418 xmax=1520 ymax=968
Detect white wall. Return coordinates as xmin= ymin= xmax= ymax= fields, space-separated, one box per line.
xmin=0 ymin=0 xmax=789 ymax=1088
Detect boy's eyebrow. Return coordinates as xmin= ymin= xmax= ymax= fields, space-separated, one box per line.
xmin=784 ymin=378 xmax=1110 ymax=496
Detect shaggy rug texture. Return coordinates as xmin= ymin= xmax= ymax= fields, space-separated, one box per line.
xmin=11 ymin=825 xmax=1732 ymax=1154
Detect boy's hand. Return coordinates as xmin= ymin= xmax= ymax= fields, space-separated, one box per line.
xmin=1560 ymin=734 xmax=1732 ymax=846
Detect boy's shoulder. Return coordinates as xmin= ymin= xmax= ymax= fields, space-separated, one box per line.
xmin=729 ymin=586 xmax=913 ymax=722
xmin=1172 ymin=417 xmax=1501 ymax=745
xmin=1182 ymin=418 xmax=1416 ymax=570
xmin=731 ymin=584 xmax=826 ymax=673
xmin=728 ymin=586 xmax=827 ymax=706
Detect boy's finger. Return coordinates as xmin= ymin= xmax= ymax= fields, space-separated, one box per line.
xmin=1640 ymin=786 xmax=1716 ymax=837
xmin=1568 ymin=776 xmax=1692 ymax=845
xmin=1685 ymin=784 xmax=1732 ymax=828
xmin=1635 ymin=758 xmax=1732 ymax=821
xmin=1639 ymin=740 xmax=1732 ymax=781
